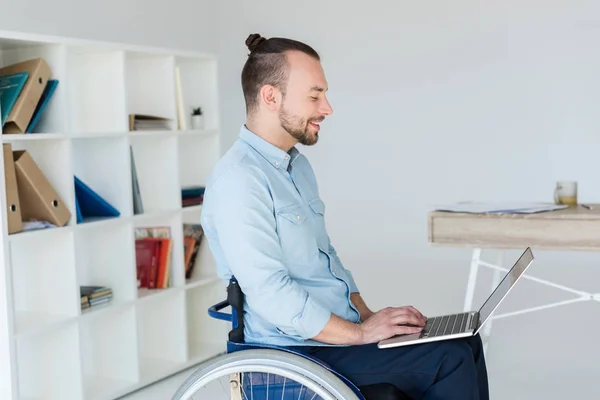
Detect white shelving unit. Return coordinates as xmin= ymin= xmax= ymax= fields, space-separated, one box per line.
xmin=0 ymin=30 xmax=228 ymax=400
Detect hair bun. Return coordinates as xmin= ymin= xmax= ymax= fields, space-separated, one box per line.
xmin=246 ymin=33 xmax=266 ymax=53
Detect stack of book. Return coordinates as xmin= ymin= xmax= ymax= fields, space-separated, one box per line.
xmin=181 ymin=186 xmax=204 ymax=207
xmin=128 ymin=114 xmax=173 ymax=131
xmin=135 ymin=226 xmax=172 ymax=289
xmin=81 ymin=286 xmax=113 ymax=310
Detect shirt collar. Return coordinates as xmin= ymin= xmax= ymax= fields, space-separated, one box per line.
xmin=239 ymin=125 xmax=300 ymax=171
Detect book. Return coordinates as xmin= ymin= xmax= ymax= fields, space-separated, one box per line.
xmin=183 ymin=223 xmax=204 ymax=279
xmin=135 ymin=239 xmax=161 ymax=289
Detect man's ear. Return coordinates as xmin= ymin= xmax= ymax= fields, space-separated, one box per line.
xmin=259 ymin=84 xmax=281 ymax=111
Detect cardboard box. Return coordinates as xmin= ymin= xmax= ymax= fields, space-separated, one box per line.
xmin=3 ymin=143 xmax=23 ymax=233
xmin=0 ymin=58 xmax=52 ymax=134
xmin=13 ymin=150 xmax=71 ymax=226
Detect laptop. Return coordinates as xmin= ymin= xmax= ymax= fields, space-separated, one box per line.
xmin=378 ymin=247 xmax=534 ymax=349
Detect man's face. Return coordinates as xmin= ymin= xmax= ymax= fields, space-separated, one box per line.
xmin=278 ymin=51 xmax=333 ymax=146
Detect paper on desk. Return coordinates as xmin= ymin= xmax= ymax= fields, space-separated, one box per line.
xmin=433 ymin=202 xmax=568 ymax=214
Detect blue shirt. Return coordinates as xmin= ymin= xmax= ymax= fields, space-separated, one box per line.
xmin=201 ymin=125 xmax=361 ymax=346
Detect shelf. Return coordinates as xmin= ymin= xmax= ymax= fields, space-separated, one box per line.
xmin=16 ymin=323 xmax=83 ymax=399
xmin=129 ymin=134 xmax=180 ymax=213
xmin=66 ymin=46 xmax=127 ymax=133
xmin=2 ymin=133 xmax=68 ymax=142
xmin=178 ymin=131 xmax=218 ymax=191
xmin=134 ymin=211 xmax=185 ymax=288
xmin=71 ymin=135 xmax=132 ymax=222
xmin=0 ymin=40 xmax=68 ymax=134
xmin=175 ymin=56 xmax=219 ymax=131
xmin=186 ymin=281 xmax=228 ymax=361
xmin=7 ymin=137 xmax=76 ymax=228
xmin=136 ymin=290 xmax=188 ymax=381
xmin=0 ymin=30 xmax=221 ymax=400
xmin=74 ymin=221 xmax=137 ymax=308
xmin=10 ymin=228 xmax=78 ymax=336
xmin=125 ymin=51 xmax=176 ymax=127
xmin=79 ymin=305 xmax=139 ymax=400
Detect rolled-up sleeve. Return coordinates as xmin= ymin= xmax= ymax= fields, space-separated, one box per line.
xmin=207 ymin=165 xmax=331 ymax=339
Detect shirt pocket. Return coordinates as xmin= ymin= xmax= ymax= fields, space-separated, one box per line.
xmin=308 ymin=197 xmax=329 ymax=251
xmin=276 ymin=203 xmax=317 ymax=264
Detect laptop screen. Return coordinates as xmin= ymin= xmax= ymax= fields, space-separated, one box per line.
xmin=476 ymin=248 xmax=534 ymax=332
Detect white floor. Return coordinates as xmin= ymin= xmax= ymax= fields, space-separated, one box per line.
xmin=116 ymin=367 xmax=199 ymax=400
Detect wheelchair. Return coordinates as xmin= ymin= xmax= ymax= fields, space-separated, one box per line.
xmin=171 ymin=278 xmax=412 ymax=400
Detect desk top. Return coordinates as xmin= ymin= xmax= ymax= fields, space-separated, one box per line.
xmin=428 ymin=204 xmax=600 ymax=251
xmin=429 ymin=204 xmax=600 ymax=221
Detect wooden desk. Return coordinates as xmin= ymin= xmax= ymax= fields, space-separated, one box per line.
xmin=427 ymin=204 xmax=600 ymax=351
xmin=428 ymin=204 xmax=600 ymax=251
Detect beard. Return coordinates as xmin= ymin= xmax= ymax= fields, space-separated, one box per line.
xmin=279 ymin=104 xmax=321 ymax=146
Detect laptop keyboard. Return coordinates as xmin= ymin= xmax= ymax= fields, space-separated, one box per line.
xmin=420 ymin=312 xmax=471 ymax=338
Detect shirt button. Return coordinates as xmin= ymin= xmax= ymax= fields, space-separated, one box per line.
xmin=284 ymin=155 xmax=289 ymax=160
xmin=274 ymin=161 xmax=279 ymax=167
xmin=296 ymin=215 xmax=300 ymax=220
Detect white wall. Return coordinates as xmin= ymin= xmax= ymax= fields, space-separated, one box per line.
xmin=0 ymin=0 xmax=217 ymax=53
xmin=214 ymin=1 xmax=600 ymax=398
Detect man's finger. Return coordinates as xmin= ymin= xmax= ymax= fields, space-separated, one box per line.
xmin=391 ymin=313 xmax=425 ymax=327
xmin=402 ymin=306 xmax=426 ymax=321
xmin=393 ymin=325 xmax=423 ymax=336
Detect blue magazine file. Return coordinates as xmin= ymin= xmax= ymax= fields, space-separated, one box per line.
xmin=75 ymin=191 xmax=84 ymax=223
xmin=74 ymin=176 xmax=120 ymax=221
xmin=26 ymin=79 xmax=58 ymax=133
xmin=0 ymin=72 xmax=29 ymax=126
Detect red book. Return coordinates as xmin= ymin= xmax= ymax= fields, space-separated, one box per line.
xmin=135 ymin=239 xmax=161 ymax=288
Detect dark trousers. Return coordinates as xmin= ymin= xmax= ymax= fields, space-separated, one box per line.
xmin=290 ymin=334 xmax=489 ymax=400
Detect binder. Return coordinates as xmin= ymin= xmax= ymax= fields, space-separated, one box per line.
xmin=0 ymin=71 xmax=29 ymax=126
xmin=0 ymin=58 xmax=52 ymax=134
xmin=2 ymin=144 xmax=23 ymax=233
xmin=13 ymin=150 xmax=71 ymax=226
xmin=74 ymin=176 xmax=120 ymax=219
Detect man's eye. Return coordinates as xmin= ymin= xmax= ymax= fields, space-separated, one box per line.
xmin=310 ymin=96 xmax=318 ymax=100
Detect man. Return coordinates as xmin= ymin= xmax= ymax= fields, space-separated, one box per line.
xmin=200 ymin=33 xmax=489 ymax=399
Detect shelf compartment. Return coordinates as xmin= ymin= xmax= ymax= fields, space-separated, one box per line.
xmin=16 ymin=323 xmax=83 ymax=399
xmin=79 ymin=305 xmax=139 ymax=400
xmin=74 ymin=221 xmax=137 ymax=313
xmin=134 ymin=212 xmax=185 ymax=292
xmin=71 ymin=136 xmax=132 ymax=222
xmin=0 ymin=40 xmax=68 ymax=134
xmin=128 ymin=134 xmax=179 ymax=213
xmin=175 ymin=56 xmax=219 ymax=131
xmin=125 ymin=51 xmax=176 ymax=128
xmin=136 ymin=289 xmax=187 ymax=382
xmin=7 ymin=138 xmax=76 ymax=230
xmin=177 ymin=133 xmax=218 ymax=194
xmin=66 ymin=46 xmax=127 ymax=134
xmin=186 ymin=282 xmax=227 ymax=361
xmin=10 ymin=228 xmax=78 ymax=335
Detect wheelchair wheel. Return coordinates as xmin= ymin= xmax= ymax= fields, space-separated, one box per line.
xmin=172 ymin=348 xmax=361 ymax=400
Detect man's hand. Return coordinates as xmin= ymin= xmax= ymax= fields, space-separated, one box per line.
xmin=312 ymin=305 xmax=426 ymax=346
xmin=359 ymin=306 xmax=427 ymax=344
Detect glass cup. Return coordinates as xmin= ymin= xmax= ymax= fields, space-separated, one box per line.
xmin=554 ymin=181 xmax=578 ymax=206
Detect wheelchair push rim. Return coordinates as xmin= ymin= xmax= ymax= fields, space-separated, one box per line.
xmin=172 ymin=348 xmax=361 ymax=400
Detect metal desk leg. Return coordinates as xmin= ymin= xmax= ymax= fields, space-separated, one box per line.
xmin=463 ymin=249 xmax=482 ymax=312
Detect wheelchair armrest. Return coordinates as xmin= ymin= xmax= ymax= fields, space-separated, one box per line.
xmin=208 ymin=300 xmax=232 ymax=322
